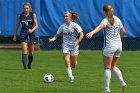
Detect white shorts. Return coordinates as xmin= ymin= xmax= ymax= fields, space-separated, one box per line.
xmin=103 ymin=46 xmax=122 ymax=57
xmin=63 ymin=44 xmax=79 ymax=56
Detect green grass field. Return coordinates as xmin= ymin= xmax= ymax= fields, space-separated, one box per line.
xmin=0 ymin=50 xmax=140 ymax=93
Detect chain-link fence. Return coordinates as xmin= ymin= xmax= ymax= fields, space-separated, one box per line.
xmin=38 ymin=37 xmax=140 ymax=51
xmin=0 ymin=36 xmax=139 ymax=50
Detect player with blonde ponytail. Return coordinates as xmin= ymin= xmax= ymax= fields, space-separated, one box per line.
xmin=86 ymin=4 xmax=127 ymax=92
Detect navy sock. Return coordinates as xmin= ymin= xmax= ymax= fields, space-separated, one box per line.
xmin=28 ymin=55 xmax=33 ymax=69
xmin=22 ymin=54 xmax=27 ymax=69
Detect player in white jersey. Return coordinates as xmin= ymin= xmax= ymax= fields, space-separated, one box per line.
xmin=86 ymin=4 xmax=127 ymax=92
xmin=49 ymin=11 xmax=84 ymax=83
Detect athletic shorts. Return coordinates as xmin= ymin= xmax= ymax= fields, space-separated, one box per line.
xmin=103 ymin=46 xmax=122 ymax=57
xmin=20 ymin=31 xmax=35 ymax=44
xmin=63 ymin=44 xmax=79 ymax=56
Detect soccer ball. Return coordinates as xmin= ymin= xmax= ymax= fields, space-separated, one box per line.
xmin=43 ymin=73 xmax=54 ymax=83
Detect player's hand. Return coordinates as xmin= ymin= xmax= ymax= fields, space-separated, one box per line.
xmin=49 ymin=38 xmax=54 ymax=42
xmin=74 ymin=42 xmax=78 ymax=47
xmin=13 ymin=35 xmax=16 ymax=41
xmin=28 ymin=29 xmax=33 ymax=34
xmin=86 ymin=32 xmax=94 ymax=38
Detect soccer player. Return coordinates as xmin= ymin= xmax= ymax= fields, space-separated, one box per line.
xmin=86 ymin=4 xmax=127 ymax=92
xmin=49 ymin=11 xmax=84 ymax=83
xmin=13 ymin=2 xmax=38 ymax=69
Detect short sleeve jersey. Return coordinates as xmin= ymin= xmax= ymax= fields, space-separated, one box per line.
xmin=57 ymin=22 xmax=83 ymax=45
xmin=101 ymin=16 xmax=123 ymax=48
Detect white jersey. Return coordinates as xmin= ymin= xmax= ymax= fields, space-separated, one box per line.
xmin=101 ymin=16 xmax=123 ymax=48
xmin=57 ymin=22 xmax=83 ymax=46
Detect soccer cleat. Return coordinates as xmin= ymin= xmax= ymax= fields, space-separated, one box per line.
xmin=70 ymin=79 xmax=74 ymax=83
xmin=121 ymin=83 xmax=127 ymax=92
xmin=103 ymin=89 xmax=110 ymax=93
xmin=104 ymin=90 xmax=110 ymax=93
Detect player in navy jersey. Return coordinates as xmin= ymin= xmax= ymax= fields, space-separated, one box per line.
xmin=86 ymin=4 xmax=127 ymax=92
xmin=13 ymin=2 xmax=38 ymax=69
xmin=49 ymin=11 xmax=84 ymax=83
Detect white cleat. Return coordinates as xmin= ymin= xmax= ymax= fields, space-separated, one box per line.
xmin=104 ymin=89 xmax=110 ymax=93
xmin=69 ymin=76 xmax=74 ymax=83
xmin=121 ymin=83 xmax=127 ymax=92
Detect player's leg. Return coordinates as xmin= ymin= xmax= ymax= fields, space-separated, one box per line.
xmin=111 ymin=54 xmax=127 ymax=92
xmin=71 ymin=45 xmax=79 ymax=68
xmin=64 ymin=53 xmax=74 ymax=82
xmin=71 ymin=55 xmax=78 ymax=68
xmin=21 ymin=42 xmax=28 ymax=69
xmin=27 ymin=44 xmax=34 ymax=69
xmin=103 ymin=47 xmax=115 ymax=92
xmin=103 ymin=55 xmax=113 ymax=92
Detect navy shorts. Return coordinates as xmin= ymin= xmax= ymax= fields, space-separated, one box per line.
xmin=20 ymin=31 xmax=35 ymax=44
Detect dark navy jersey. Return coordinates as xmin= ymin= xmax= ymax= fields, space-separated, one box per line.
xmin=20 ymin=12 xmax=34 ymax=31
xmin=19 ymin=12 xmax=35 ymax=44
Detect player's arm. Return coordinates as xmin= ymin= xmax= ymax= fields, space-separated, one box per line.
xmin=86 ymin=24 xmax=105 ymax=38
xmin=77 ymin=31 xmax=84 ymax=43
xmin=74 ymin=31 xmax=84 ymax=47
xmin=49 ymin=25 xmax=62 ymax=42
xmin=13 ymin=16 xmax=20 ymax=41
xmin=28 ymin=13 xmax=38 ymax=34
xmin=119 ymin=19 xmax=125 ymax=38
xmin=49 ymin=34 xmax=59 ymax=42
xmin=120 ymin=27 xmax=125 ymax=37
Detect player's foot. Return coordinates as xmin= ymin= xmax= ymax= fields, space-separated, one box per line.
xmin=69 ymin=76 xmax=74 ymax=83
xmin=70 ymin=79 xmax=74 ymax=83
xmin=121 ymin=83 xmax=127 ymax=92
xmin=103 ymin=89 xmax=110 ymax=93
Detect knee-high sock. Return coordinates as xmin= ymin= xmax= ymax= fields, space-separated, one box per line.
xmin=27 ymin=55 xmax=33 ymax=69
xmin=104 ymin=68 xmax=111 ymax=90
xmin=28 ymin=55 xmax=33 ymax=65
xmin=22 ymin=54 xmax=27 ymax=69
xmin=66 ymin=67 xmax=74 ymax=79
xmin=112 ymin=67 xmax=125 ymax=85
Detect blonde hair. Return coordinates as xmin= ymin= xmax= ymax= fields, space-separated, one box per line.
xmin=103 ymin=4 xmax=114 ymax=25
xmin=23 ymin=2 xmax=32 ymax=12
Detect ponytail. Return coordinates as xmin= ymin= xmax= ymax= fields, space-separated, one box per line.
xmin=108 ymin=9 xmax=114 ymax=25
xmin=69 ymin=11 xmax=79 ymax=20
xmin=103 ymin=4 xmax=114 ymax=25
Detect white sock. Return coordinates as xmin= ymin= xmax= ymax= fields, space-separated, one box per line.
xmin=104 ymin=68 xmax=111 ymax=90
xmin=112 ymin=67 xmax=125 ymax=85
xmin=66 ymin=67 xmax=74 ymax=79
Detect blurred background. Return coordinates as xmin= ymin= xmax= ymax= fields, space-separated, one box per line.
xmin=0 ymin=0 xmax=140 ymax=50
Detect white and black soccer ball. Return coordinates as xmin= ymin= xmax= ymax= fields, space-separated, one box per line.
xmin=43 ymin=73 xmax=54 ymax=83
